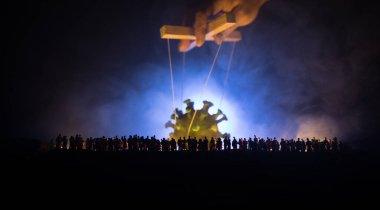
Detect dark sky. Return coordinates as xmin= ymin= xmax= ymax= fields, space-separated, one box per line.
xmin=3 ymin=0 xmax=380 ymax=149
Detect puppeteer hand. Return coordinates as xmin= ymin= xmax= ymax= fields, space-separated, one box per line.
xmin=179 ymin=0 xmax=268 ymax=52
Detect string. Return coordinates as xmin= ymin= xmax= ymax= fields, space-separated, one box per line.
xmin=187 ymin=42 xmax=223 ymax=137
xmin=167 ymin=39 xmax=176 ymax=122
xmin=218 ymin=42 xmax=236 ymax=109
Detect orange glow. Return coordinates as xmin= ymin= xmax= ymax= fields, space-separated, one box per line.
xmin=296 ymin=116 xmax=339 ymax=140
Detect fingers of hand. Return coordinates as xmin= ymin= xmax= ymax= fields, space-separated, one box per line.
xmin=178 ymin=40 xmax=191 ymax=52
xmin=233 ymin=0 xmax=268 ymax=27
xmin=214 ymin=34 xmax=223 ymax=45
xmin=213 ymin=0 xmax=242 ymax=15
xmin=194 ymin=11 xmax=208 ymax=47
xmin=218 ymin=25 xmax=238 ymax=41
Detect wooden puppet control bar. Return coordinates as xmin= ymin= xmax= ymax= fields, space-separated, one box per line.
xmin=160 ymin=13 xmax=242 ymax=44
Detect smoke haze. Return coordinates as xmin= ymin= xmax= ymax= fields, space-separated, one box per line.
xmin=3 ymin=0 xmax=379 ymax=149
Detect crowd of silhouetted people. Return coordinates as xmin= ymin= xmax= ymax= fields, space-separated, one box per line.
xmin=53 ymin=134 xmax=348 ymax=152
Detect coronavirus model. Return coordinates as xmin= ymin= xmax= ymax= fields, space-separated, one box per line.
xmin=165 ymin=99 xmax=228 ymax=139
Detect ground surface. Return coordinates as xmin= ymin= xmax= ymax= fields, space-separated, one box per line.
xmin=2 ymin=146 xmax=379 ymax=207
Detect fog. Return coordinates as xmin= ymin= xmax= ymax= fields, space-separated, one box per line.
xmin=4 ymin=0 xmax=379 ymax=149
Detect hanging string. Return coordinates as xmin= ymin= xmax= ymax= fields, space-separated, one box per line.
xmin=187 ymin=42 xmax=224 ymax=137
xmin=203 ymin=42 xmax=223 ymax=92
xmin=218 ymin=42 xmax=236 ymax=109
xmin=181 ymin=52 xmax=186 ymax=110
xmin=167 ymin=39 xmax=176 ymax=122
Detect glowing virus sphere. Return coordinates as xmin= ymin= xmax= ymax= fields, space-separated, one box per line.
xmin=165 ymin=99 xmax=228 ymax=139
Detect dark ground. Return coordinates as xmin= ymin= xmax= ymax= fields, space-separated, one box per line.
xmin=2 ymin=140 xmax=379 ymax=207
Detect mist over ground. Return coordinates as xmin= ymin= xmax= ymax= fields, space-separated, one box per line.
xmin=3 ymin=0 xmax=379 ymax=149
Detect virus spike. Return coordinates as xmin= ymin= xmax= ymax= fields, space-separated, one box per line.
xmin=216 ymin=115 xmax=228 ymax=124
xmin=165 ymin=121 xmax=174 ymax=128
xmin=201 ymin=100 xmax=214 ymax=112
xmin=184 ymin=99 xmax=194 ymax=113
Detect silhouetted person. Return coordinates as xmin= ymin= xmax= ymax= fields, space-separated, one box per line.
xmin=232 ymin=137 xmax=238 ymax=150
xmin=86 ymin=137 xmax=93 ymax=151
xmin=301 ymin=139 xmax=306 ymax=152
xmin=69 ymin=136 xmax=75 ymax=150
xmin=223 ymin=137 xmax=229 ymax=150
xmin=259 ymin=138 xmax=266 ymax=152
xmin=296 ymin=138 xmax=302 ymax=152
xmin=203 ymin=137 xmax=209 ymax=151
xmin=253 ymin=136 xmax=258 ymax=152
xmin=272 ymin=139 xmax=279 ymax=152
xmin=122 ymin=136 xmax=127 ymax=151
xmin=78 ymin=135 xmax=84 ymax=150
xmin=62 ymin=136 xmax=68 ymax=150
xmin=210 ymin=137 xmax=215 ymax=151
xmin=265 ymin=138 xmax=272 ymax=152
xmin=248 ymin=138 xmax=253 ymax=151
xmin=170 ymin=138 xmax=177 ymax=151
xmin=127 ymin=135 xmax=133 ymax=151
xmin=178 ymin=137 xmax=183 ymax=151
xmin=332 ymin=137 xmax=338 ymax=152
xmin=242 ymin=138 xmax=248 ymax=150
xmin=55 ymin=134 xmax=62 ymax=149
xmin=280 ymin=139 xmax=286 ymax=152
xmin=306 ymin=138 xmax=312 ymax=152
xmin=216 ymin=138 xmax=222 ymax=151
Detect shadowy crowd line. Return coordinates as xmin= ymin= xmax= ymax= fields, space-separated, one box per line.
xmin=53 ymin=134 xmax=348 ymax=152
